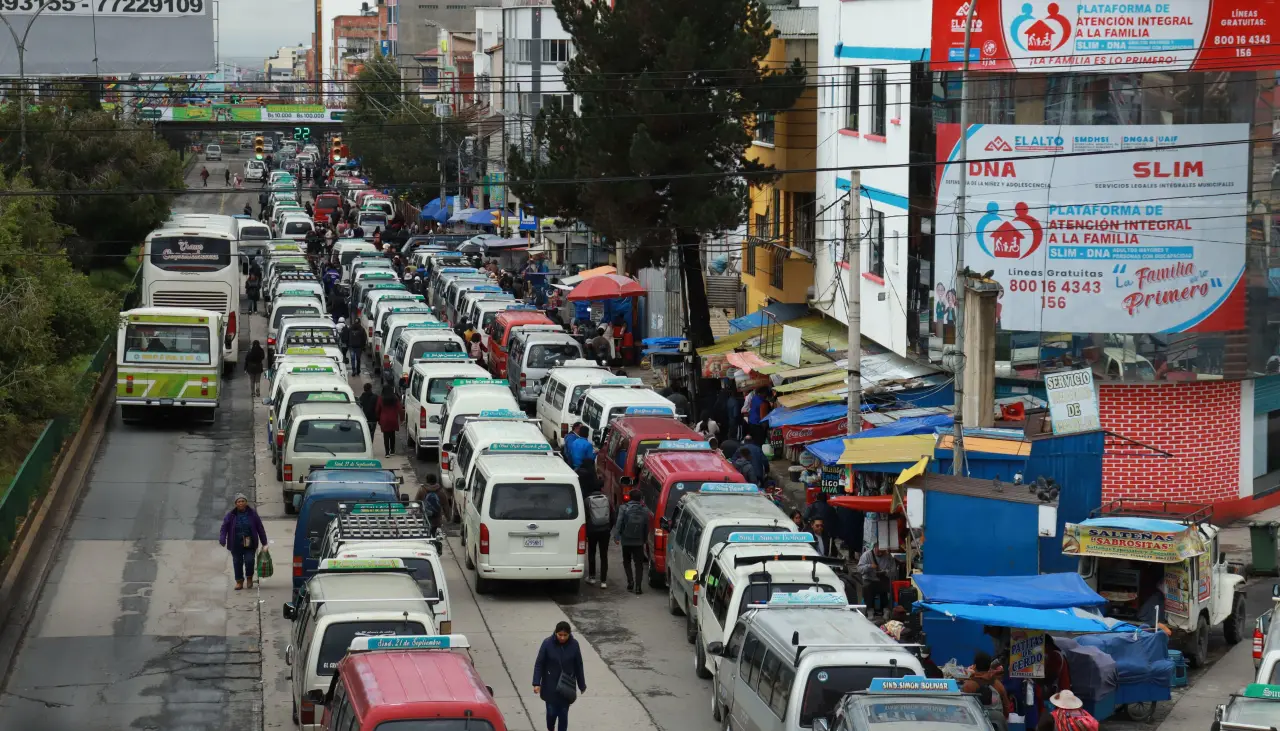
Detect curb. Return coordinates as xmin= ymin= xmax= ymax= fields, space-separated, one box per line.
xmin=0 ymin=362 xmax=115 ymax=687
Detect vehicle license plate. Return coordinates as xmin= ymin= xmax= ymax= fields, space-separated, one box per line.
xmin=159 ymin=398 xmax=174 ymax=405
xmin=524 ymin=537 xmax=544 ymax=548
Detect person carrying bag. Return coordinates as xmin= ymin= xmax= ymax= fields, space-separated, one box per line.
xmin=532 ymin=621 xmax=586 ymax=731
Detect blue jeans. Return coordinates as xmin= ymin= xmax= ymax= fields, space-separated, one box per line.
xmin=544 ymin=701 xmax=569 ymax=731
xmin=230 ymin=542 xmax=255 ymax=582
xmin=350 ymin=347 xmax=363 ymax=374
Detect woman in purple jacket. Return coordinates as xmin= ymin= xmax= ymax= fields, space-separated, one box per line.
xmin=219 ymin=492 xmax=269 ymax=590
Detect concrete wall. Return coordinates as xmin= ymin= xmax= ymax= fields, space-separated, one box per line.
xmin=813 ymin=0 xmax=930 ymax=357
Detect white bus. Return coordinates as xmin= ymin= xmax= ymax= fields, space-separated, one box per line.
xmin=144 ymin=218 xmax=241 ymax=373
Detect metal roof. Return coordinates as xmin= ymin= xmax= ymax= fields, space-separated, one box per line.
xmin=771 ymin=8 xmax=818 ymax=38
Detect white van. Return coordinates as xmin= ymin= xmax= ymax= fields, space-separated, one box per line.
xmin=277 ymin=317 xmax=338 ymax=353
xmin=272 ymin=283 xmax=325 ymax=309
xmin=359 ymin=291 xmax=420 ymax=341
xmin=381 ymin=314 xmax=441 ymax=380
xmin=276 ymin=348 xmax=350 ymax=384
xmin=404 ymin=358 xmax=490 ymax=458
xmin=461 ymin=452 xmax=585 ymax=594
xmin=450 ymin=419 xmax=552 ymax=522
xmin=536 ymin=369 xmax=638 ymax=447
xmin=507 ymin=331 xmax=585 ymax=408
xmin=371 ymin=305 xmax=436 ymax=372
xmin=280 ymin=214 xmax=316 ymax=242
xmin=283 ymin=559 xmax=436 ymax=730
xmin=269 ymin=297 xmax=325 ymax=347
xmin=327 ymin=543 xmax=453 ymax=634
xmin=266 ymin=370 xmax=352 ymax=469
xmin=281 ymin=402 xmax=374 ymax=502
xmin=389 ymin=327 xmax=467 ymax=386
xmin=581 ymin=388 xmax=678 ymax=447
xmin=708 ymin=596 xmax=925 ymax=731
xmin=666 ymin=487 xmax=796 ymax=627
xmin=689 ymin=533 xmax=846 ymax=679
xmin=448 ymin=283 xmax=505 ymax=325
xmin=459 ymin=290 xmax=515 ymax=330
xmin=334 ymin=241 xmax=381 ymax=287
xmin=439 ymin=385 xmax=522 ymax=488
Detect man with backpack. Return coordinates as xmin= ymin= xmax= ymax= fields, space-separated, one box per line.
xmin=583 ymin=488 xmax=612 ymax=588
xmin=415 ymin=474 xmax=445 ymax=533
xmin=612 ymin=488 xmax=653 ymax=595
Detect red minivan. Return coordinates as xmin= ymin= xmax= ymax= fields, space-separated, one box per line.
xmin=319 ymin=635 xmax=507 ymax=731
xmin=595 ymin=417 xmax=706 ymax=508
xmin=486 ymin=310 xmax=556 ymax=379
xmin=634 ymin=446 xmax=746 ymax=588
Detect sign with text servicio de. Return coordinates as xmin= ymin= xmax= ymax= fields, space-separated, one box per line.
xmin=930 ymin=0 xmax=1280 ymax=73
xmin=1044 ymin=368 xmax=1100 ymax=435
xmin=933 ymin=123 xmax=1247 ymax=334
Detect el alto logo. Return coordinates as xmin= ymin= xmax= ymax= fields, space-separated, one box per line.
xmin=951 ymin=2 xmax=983 ymax=32
xmin=985 ymin=136 xmax=1013 ymax=152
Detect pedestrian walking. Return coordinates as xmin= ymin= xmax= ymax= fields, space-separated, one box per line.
xmin=200 ymin=166 xmax=210 ymax=187
xmin=357 ymin=382 xmax=378 ymax=436
xmin=375 ymin=385 xmax=400 ymax=456
xmin=415 ymin=474 xmax=445 ymax=532
xmin=235 ymin=174 xmax=243 ymax=189
xmin=224 ymin=168 xmax=231 ymax=186
xmin=348 ymin=324 xmax=368 ymax=375
xmin=566 ymin=423 xmax=596 ymax=470
xmin=532 ymin=621 xmax=586 ymax=731
xmin=584 ymin=487 xmax=612 ymax=588
xmin=218 ymin=493 xmax=268 ymax=590
xmin=245 ymin=341 xmax=266 ymax=397
xmin=245 ymin=271 xmax=261 ymax=313
xmin=612 ymin=488 xmax=653 ymax=594
xmin=242 ymin=202 xmax=252 ymax=217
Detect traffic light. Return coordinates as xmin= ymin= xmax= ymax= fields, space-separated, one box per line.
xmin=254 ymin=135 xmax=265 ymax=160
xmin=331 ymin=136 xmax=343 ymax=163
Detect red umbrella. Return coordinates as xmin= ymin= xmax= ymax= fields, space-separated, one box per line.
xmin=567 ymin=273 xmax=646 ymax=301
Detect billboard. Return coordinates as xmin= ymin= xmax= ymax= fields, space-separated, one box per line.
xmin=930 ymin=0 xmax=1280 ymax=72
xmin=0 ymin=3 xmax=214 ymax=76
xmin=933 ymin=123 xmax=1247 ymax=334
xmin=156 ymin=105 xmax=345 ymax=123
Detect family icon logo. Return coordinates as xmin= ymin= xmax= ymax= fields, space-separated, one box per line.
xmin=1009 ymin=2 xmax=1071 ymax=52
xmin=975 ymin=201 xmax=1043 ymax=260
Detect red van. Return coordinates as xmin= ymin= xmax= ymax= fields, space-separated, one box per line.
xmin=486 ymin=310 xmax=557 ymax=379
xmin=634 ymin=446 xmax=746 ymax=588
xmin=595 ymin=416 xmax=706 ymax=508
xmin=319 ymin=634 xmax=506 ymax=731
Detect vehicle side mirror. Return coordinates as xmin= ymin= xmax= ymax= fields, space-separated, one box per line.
xmin=1273 ymin=583 xmax=1279 ymax=598
xmin=429 ymin=415 xmax=440 ymax=424
xmin=813 ymin=719 xmax=831 ymax=731
xmin=659 ymin=517 xmax=670 ymax=531
xmin=262 ymin=397 xmax=272 ymax=406
xmin=1214 ymin=704 xmax=1225 ymax=722
xmin=485 ymin=685 xmax=494 ymax=696
xmin=305 ymin=689 xmax=326 ymax=705
xmin=283 ymin=602 xmax=297 ymax=620
xmin=400 ymin=493 xmax=410 ymax=503
xmin=706 ymin=641 xmax=724 ymax=656
xmin=684 ymin=569 xmax=698 ymax=582
xmin=620 ymin=477 xmax=635 ymax=487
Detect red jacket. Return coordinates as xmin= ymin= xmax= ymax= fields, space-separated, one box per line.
xmin=375 ymin=396 xmax=400 ymax=433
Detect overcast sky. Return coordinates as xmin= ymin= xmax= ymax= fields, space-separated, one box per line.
xmin=220 ymin=0 xmax=365 ymax=61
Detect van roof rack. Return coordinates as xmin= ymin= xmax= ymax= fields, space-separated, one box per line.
xmin=335 ymin=502 xmax=433 ymax=542
xmin=1091 ymin=499 xmax=1214 ymax=526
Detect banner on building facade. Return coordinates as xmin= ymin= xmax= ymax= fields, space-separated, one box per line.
xmin=930 ymin=0 xmax=1280 ymax=73
xmin=1062 ymin=522 xmax=1205 ymax=563
xmin=933 ymin=123 xmax=1247 ymax=333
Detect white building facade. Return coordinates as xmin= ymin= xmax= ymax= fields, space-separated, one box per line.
xmin=814 ymin=0 xmax=933 ymax=358
xmin=500 ymin=0 xmax=573 ymax=122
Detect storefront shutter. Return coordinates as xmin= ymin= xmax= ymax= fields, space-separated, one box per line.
xmin=1255 ymin=375 xmax=1280 ymax=415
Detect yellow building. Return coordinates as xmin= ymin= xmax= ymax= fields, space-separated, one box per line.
xmin=742 ymin=5 xmax=818 ymax=314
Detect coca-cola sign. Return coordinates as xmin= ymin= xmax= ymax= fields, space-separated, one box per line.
xmin=149 ymin=236 xmax=232 ymax=271
xmin=781 ymin=417 xmax=850 ymax=447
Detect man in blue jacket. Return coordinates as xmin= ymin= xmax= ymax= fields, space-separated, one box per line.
xmin=566 ymin=423 xmax=596 ymax=470
xmin=533 ymin=621 xmax=586 ymax=731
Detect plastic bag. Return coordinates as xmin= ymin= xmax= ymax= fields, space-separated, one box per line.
xmin=256 ymin=549 xmax=274 ymax=579
xmin=941 ymin=659 xmax=970 ymax=680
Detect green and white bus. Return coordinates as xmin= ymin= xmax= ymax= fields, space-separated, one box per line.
xmin=117 ymin=307 xmax=226 ymax=423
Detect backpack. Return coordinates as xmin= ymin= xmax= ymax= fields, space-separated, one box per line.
xmin=620 ymin=503 xmax=649 ymax=541
xmin=423 ymin=490 xmax=442 ymax=517
xmin=1051 ymin=708 xmax=1099 ymax=731
xmin=586 ymin=493 xmax=611 ymax=529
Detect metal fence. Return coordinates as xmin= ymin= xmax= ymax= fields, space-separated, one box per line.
xmin=0 ymin=270 xmax=135 ymax=560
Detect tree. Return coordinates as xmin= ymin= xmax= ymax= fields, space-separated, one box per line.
xmin=344 ymin=54 xmax=473 ymax=207
xmin=0 ymin=170 xmax=119 ymax=438
xmin=0 ymin=99 xmax=185 ymax=269
xmin=507 ymin=0 xmax=804 ymax=346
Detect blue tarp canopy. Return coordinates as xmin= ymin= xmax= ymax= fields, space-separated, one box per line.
xmin=466 ymin=208 xmax=501 ymax=225
xmin=805 ymin=414 xmax=956 ymax=466
xmin=916 ymin=603 xmax=1135 ymax=633
xmin=728 ymin=302 xmax=810 ymax=333
xmin=765 ymin=403 xmax=848 ymax=427
xmin=914 ymin=573 xmax=1107 ymax=609
xmin=421 ymin=196 xmax=461 ymax=218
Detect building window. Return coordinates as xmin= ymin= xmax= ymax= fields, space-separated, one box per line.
xmin=844 ymin=67 xmax=859 ymax=131
xmin=542 ymin=93 xmax=572 ymax=112
xmin=868 ymin=208 xmax=885 ymax=278
xmin=745 ymin=241 xmax=756 ymax=276
xmin=541 ymin=39 xmax=571 ymax=64
xmin=793 ymin=192 xmax=815 ymax=253
xmin=518 ymin=92 xmax=534 ymax=115
xmin=445 ymin=3 xmax=465 ymax=8
xmin=772 ymin=189 xmax=782 ymax=240
xmin=418 ymin=4 xmax=437 ymax=8
xmin=422 ymin=65 xmax=439 ymax=85
xmin=770 ymin=247 xmax=785 ymax=289
xmin=515 ymin=39 xmax=533 ymax=63
xmin=754 ymin=111 xmax=774 ymax=145
xmin=871 ymin=68 xmax=887 ymax=136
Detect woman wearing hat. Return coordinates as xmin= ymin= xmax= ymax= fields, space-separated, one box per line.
xmin=218 ymin=493 xmax=269 ymax=590
xmin=1035 ymin=690 xmax=1096 ymax=730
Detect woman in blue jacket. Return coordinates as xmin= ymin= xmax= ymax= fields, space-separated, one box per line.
xmin=532 ymin=621 xmax=586 ymax=731
xmin=218 ymin=493 xmax=268 ymax=590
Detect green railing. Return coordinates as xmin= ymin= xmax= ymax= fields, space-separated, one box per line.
xmin=0 ymin=270 xmax=138 ymax=560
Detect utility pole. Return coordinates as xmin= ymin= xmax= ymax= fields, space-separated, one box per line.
xmin=845 ymin=172 xmax=862 ymax=436
xmin=951 ymin=0 xmax=976 ymax=476
xmin=0 ymin=5 xmax=56 ymax=167
xmin=438 ymin=113 xmax=446 ymax=216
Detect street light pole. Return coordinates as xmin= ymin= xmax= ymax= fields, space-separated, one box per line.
xmin=0 ymin=5 xmax=57 ymax=167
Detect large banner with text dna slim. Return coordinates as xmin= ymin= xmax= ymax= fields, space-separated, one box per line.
xmin=933 ymin=123 xmax=1247 ymax=333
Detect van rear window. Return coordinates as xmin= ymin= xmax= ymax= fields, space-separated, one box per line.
xmin=801 ymin=665 xmax=904 ymax=726
xmin=273 ymin=306 xmax=321 ymax=330
xmin=401 ymin=558 xmax=440 ymax=600
xmin=490 ymin=483 xmax=578 ymax=520
xmin=317 ymin=621 xmax=427 ymax=675
xmin=737 ymin=583 xmax=839 ymax=619
xmin=411 ymin=340 xmax=464 ymax=360
xmin=375 ymin=721 xmax=497 ymax=731
xmin=294 ymin=420 xmax=367 ymax=453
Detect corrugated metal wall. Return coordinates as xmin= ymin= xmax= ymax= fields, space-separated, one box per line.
xmin=1255 ymin=375 xmax=1280 ymax=414
xmin=637 ymin=266 xmax=685 ymax=339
